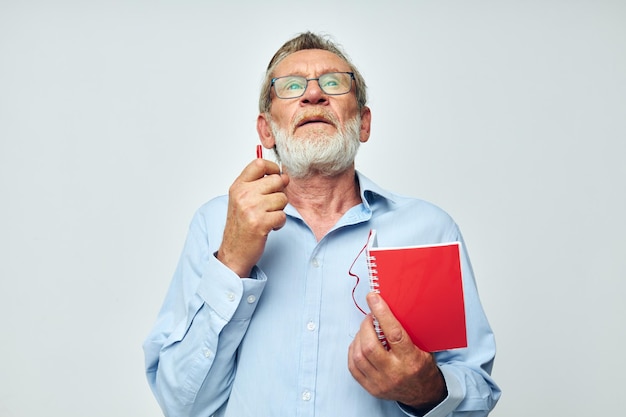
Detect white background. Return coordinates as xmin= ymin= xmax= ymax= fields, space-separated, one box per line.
xmin=1 ymin=1 xmax=624 ymax=416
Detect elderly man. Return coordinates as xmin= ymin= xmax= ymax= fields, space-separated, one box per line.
xmin=144 ymin=32 xmax=500 ymax=416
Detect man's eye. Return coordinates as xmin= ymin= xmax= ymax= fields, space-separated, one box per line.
xmin=320 ymin=74 xmax=344 ymax=90
xmin=279 ymin=77 xmax=305 ymax=91
xmin=286 ymin=82 xmax=304 ymax=90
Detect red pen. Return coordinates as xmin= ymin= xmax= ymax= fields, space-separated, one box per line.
xmin=256 ymin=144 xmax=282 ymax=174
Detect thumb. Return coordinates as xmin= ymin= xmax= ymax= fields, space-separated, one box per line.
xmin=366 ymin=292 xmax=414 ymax=352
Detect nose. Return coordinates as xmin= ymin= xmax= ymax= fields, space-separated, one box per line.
xmin=300 ymin=79 xmax=328 ymax=105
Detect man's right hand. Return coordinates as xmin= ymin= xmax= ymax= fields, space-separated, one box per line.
xmin=217 ymin=158 xmax=289 ymax=277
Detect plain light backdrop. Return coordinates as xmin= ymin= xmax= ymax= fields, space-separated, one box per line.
xmin=1 ymin=1 xmax=624 ymax=416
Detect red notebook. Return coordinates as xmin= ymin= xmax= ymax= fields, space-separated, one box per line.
xmin=366 ymin=230 xmax=467 ymax=352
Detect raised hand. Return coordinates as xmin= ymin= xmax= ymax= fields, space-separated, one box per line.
xmin=217 ymin=158 xmax=289 ymax=277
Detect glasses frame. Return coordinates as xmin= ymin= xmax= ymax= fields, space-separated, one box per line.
xmin=270 ymin=72 xmax=355 ymax=100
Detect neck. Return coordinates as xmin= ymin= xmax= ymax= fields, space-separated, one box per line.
xmin=286 ymin=167 xmax=361 ymax=240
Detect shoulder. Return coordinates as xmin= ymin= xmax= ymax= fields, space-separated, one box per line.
xmin=196 ymin=195 xmax=229 ymax=216
xmin=393 ymin=192 xmax=454 ymax=222
xmin=389 ymin=193 xmax=459 ymax=238
xmin=358 ymin=172 xmax=461 ymax=243
xmin=359 ymin=171 xmax=455 ymax=221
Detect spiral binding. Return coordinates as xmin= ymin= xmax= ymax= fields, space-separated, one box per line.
xmin=366 ymin=254 xmax=389 ymax=350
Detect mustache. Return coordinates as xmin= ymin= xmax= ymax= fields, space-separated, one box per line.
xmin=291 ymin=109 xmax=340 ymax=131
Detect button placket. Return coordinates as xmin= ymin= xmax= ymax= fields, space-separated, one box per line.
xmin=296 ymin=243 xmax=326 ymax=415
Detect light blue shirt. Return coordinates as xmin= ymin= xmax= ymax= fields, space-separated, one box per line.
xmin=143 ymin=172 xmax=500 ymax=417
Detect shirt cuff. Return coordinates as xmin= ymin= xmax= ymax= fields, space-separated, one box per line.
xmin=397 ymin=365 xmax=464 ymax=417
xmin=196 ymin=253 xmax=267 ymax=322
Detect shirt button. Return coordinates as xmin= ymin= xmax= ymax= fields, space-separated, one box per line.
xmin=246 ymin=294 xmax=257 ymax=304
xmin=302 ymin=390 xmax=312 ymax=401
xmin=203 ymin=348 xmax=212 ymax=358
xmin=311 ymin=258 xmax=320 ymax=268
xmin=306 ymin=321 xmax=316 ymax=331
xmin=226 ymin=292 xmax=235 ymax=301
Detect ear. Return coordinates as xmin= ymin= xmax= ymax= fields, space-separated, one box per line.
xmin=257 ymin=113 xmax=275 ymax=149
xmin=359 ymin=106 xmax=372 ymax=143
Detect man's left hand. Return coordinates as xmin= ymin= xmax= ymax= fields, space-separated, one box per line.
xmin=347 ymin=292 xmax=447 ymax=411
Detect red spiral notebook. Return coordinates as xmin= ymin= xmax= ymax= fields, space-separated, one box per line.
xmin=366 ymin=230 xmax=467 ymax=352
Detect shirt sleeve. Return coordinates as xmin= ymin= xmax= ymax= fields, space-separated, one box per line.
xmin=142 ymin=207 xmax=266 ymax=416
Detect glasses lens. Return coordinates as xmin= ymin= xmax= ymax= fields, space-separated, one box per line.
xmin=274 ymin=76 xmax=307 ymax=99
xmin=318 ymin=72 xmax=352 ymax=95
xmin=272 ymin=72 xmax=353 ymax=99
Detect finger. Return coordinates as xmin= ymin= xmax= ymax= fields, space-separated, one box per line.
xmin=228 ymin=174 xmax=287 ymax=216
xmin=353 ymin=314 xmax=389 ymax=370
xmin=348 ymin=327 xmax=374 ymax=381
xmin=232 ymin=198 xmax=286 ymax=237
xmin=348 ymin=320 xmax=391 ymax=398
xmin=266 ymin=209 xmax=287 ymax=232
xmin=261 ymin=191 xmax=289 ymax=212
xmin=255 ymin=173 xmax=289 ymax=196
xmin=238 ymin=158 xmax=282 ymax=182
xmin=358 ymin=313 xmax=384 ymax=350
xmin=366 ymin=292 xmax=414 ymax=354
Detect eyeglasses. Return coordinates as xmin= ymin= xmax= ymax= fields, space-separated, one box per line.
xmin=271 ymin=72 xmax=355 ymax=99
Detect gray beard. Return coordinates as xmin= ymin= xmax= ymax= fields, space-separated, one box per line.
xmin=270 ymin=116 xmax=362 ymax=179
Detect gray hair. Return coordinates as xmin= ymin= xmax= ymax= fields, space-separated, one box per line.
xmin=258 ymin=32 xmax=368 ymax=113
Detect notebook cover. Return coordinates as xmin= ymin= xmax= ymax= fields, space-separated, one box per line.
xmin=367 ymin=231 xmax=467 ymax=352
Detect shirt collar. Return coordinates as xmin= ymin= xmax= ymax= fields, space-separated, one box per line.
xmin=356 ymin=170 xmax=397 ymax=209
xmin=283 ymin=170 xmax=397 ymax=220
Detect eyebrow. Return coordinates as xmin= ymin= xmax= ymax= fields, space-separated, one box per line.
xmin=274 ymin=69 xmax=347 ymax=78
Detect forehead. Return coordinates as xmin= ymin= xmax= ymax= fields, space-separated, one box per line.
xmin=273 ymin=49 xmax=351 ymax=77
